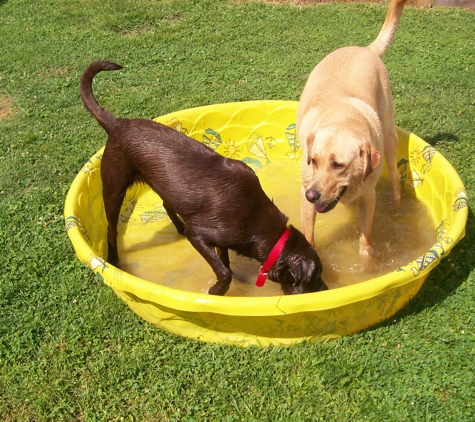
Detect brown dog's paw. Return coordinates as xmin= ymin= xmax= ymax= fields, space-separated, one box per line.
xmin=106 ymin=251 xmax=120 ymax=268
xmin=107 ymin=257 xmax=120 ymax=268
xmin=208 ymin=282 xmax=230 ymax=296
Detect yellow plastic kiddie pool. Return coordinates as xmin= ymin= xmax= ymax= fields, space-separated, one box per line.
xmin=65 ymin=100 xmax=468 ymax=346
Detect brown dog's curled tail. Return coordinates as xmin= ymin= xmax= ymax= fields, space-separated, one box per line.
xmin=80 ymin=61 xmax=123 ymax=130
xmin=367 ymin=0 xmax=407 ymax=57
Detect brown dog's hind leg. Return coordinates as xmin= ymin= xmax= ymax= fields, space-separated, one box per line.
xmin=101 ymin=152 xmax=130 ymax=267
xmin=185 ymin=226 xmax=232 ymax=295
xmin=162 ymin=201 xmax=185 ymax=235
xmin=217 ymin=247 xmax=230 ymax=268
xmin=102 ymin=185 xmax=127 ymax=267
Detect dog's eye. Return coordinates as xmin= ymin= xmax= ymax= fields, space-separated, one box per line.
xmin=332 ymin=161 xmax=344 ymax=170
xmin=311 ymin=158 xmax=317 ymax=166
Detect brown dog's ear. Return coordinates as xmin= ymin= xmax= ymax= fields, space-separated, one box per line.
xmin=306 ymin=133 xmax=316 ymax=165
xmin=288 ymin=255 xmax=316 ymax=294
xmin=361 ymin=144 xmax=381 ymax=181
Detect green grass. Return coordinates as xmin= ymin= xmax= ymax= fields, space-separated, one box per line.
xmin=1 ymin=0 xmax=475 ymax=420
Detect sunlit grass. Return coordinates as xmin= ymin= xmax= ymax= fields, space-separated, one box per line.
xmin=1 ymin=0 xmax=474 ymax=420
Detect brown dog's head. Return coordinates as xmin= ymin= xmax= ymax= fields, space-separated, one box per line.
xmin=304 ymin=129 xmax=381 ymax=212
xmin=268 ymin=226 xmax=326 ymax=295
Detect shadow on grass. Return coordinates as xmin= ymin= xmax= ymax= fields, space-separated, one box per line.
xmin=425 ymin=132 xmax=459 ymax=145
xmin=368 ymin=200 xmax=474 ymax=332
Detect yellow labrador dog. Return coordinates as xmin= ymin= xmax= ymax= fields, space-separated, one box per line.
xmin=298 ymin=0 xmax=407 ymax=257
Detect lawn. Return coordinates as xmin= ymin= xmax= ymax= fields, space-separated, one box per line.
xmin=1 ymin=0 xmax=474 ymax=420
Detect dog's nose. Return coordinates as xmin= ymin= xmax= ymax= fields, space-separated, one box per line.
xmin=291 ymin=285 xmax=304 ymax=295
xmin=305 ymin=189 xmax=321 ymax=203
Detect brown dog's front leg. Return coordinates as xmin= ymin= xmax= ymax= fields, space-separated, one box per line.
xmin=185 ymin=227 xmax=232 ymax=296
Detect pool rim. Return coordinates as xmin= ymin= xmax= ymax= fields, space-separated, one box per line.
xmin=64 ymin=100 xmax=468 ymax=318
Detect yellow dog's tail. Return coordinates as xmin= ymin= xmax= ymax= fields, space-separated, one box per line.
xmin=367 ymin=0 xmax=408 ymax=57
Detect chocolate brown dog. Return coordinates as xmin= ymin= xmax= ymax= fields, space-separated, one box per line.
xmin=80 ymin=61 xmax=326 ymax=295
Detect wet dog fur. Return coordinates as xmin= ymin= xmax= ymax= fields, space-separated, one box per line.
xmin=80 ymin=61 xmax=327 ymax=295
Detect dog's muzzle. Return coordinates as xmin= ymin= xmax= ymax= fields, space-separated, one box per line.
xmin=306 ymin=186 xmax=347 ymax=213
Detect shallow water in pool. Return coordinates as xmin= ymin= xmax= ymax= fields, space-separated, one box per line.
xmin=118 ymin=161 xmax=436 ymax=296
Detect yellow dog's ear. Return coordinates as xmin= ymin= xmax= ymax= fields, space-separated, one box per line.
xmin=306 ymin=133 xmax=316 ymax=165
xmin=361 ymin=143 xmax=381 ymax=181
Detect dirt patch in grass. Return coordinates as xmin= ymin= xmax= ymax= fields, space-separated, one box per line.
xmin=37 ymin=67 xmax=72 ymax=78
xmin=0 ymin=96 xmax=16 ymax=121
